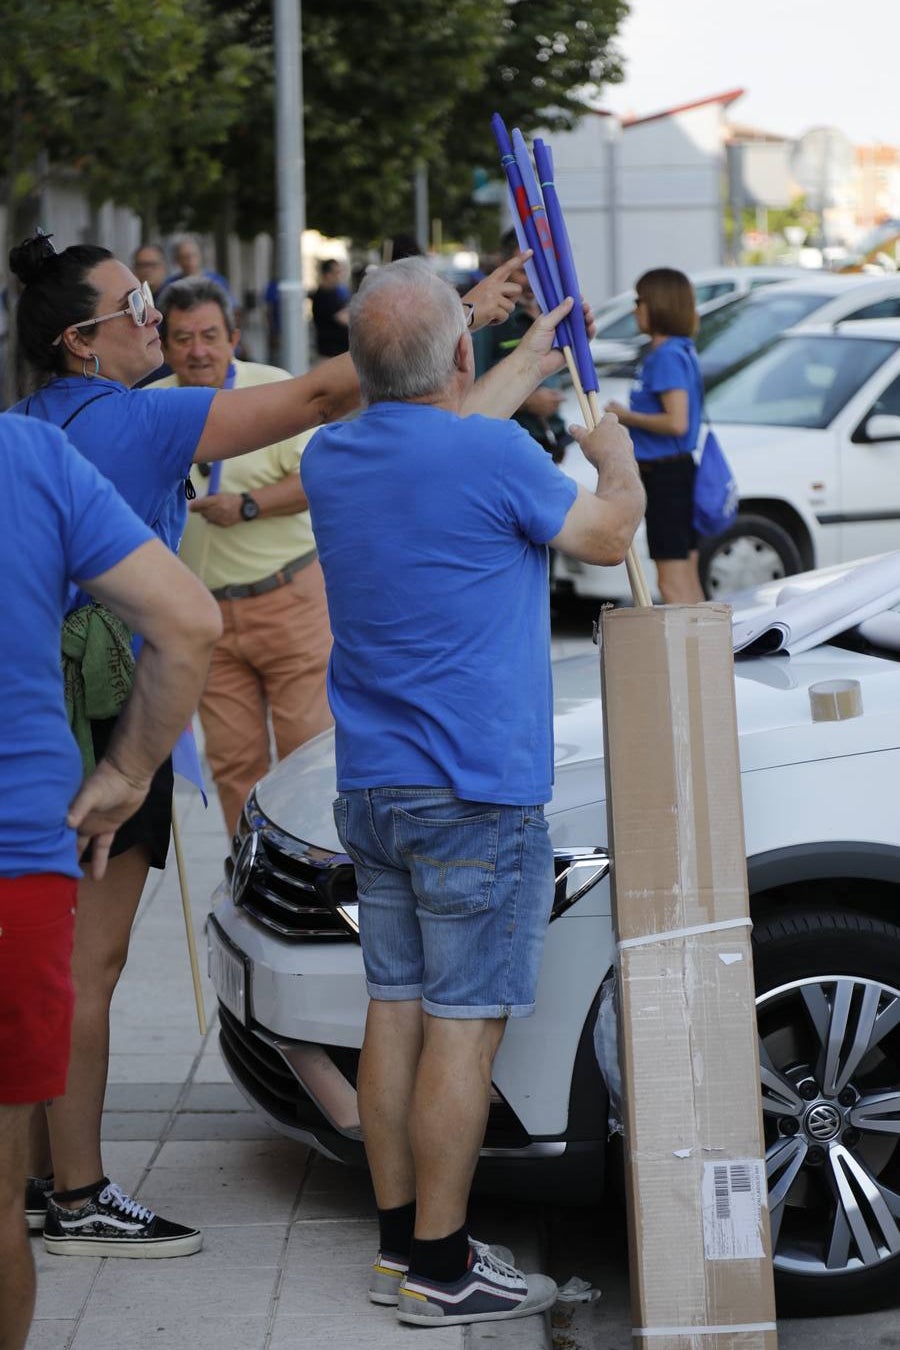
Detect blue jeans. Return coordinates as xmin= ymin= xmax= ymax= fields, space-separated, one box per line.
xmin=333 ymin=788 xmax=554 ymax=1019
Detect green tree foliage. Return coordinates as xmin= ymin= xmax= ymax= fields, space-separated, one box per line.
xmin=1 ymin=0 xmax=628 ymax=250
xmin=173 ymin=0 xmax=628 ymax=245
xmin=0 ymin=0 xmax=258 ymax=253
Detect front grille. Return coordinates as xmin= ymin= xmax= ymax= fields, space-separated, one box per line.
xmin=228 ymin=797 xmax=608 ymax=941
xmin=227 ymin=801 xmax=357 ymax=941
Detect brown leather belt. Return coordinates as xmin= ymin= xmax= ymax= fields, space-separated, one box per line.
xmin=210 ymin=549 xmax=317 ymax=601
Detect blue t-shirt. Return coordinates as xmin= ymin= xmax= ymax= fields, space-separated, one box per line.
xmin=11 ymin=377 xmax=214 ymax=601
xmin=0 ymin=415 xmax=154 ymax=877
xmin=11 ymin=377 xmax=214 ymax=546
xmin=629 ymin=336 xmax=703 ymax=463
xmin=302 ymin=403 xmax=578 ymax=805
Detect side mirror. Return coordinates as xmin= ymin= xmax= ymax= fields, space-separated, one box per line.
xmin=865 ymin=413 xmax=900 ymax=441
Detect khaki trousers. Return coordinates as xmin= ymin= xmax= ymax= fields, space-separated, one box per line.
xmin=199 ymin=560 xmax=333 ymax=835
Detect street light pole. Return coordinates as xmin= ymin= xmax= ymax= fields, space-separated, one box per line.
xmin=273 ymin=0 xmax=307 ymax=374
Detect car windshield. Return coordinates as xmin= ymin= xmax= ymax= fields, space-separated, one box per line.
xmin=705 ymin=334 xmax=898 ymax=428
xmin=697 ymin=290 xmax=832 ymax=379
xmin=594 ymin=305 xmax=639 ymax=342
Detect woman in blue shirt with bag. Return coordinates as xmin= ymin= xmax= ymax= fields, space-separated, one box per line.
xmin=606 ymin=267 xmax=705 ymax=604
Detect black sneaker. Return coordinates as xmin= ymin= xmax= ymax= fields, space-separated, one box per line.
xmin=25 ymin=1176 xmax=54 ymax=1233
xmin=369 ymin=1238 xmax=514 ymax=1306
xmin=397 ymin=1242 xmax=557 ymax=1326
xmin=43 ymin=1179 xmax=202 ymax=1258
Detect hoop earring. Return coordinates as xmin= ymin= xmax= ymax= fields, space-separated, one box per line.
xmin=82 ymin=354 xmax=100 ymax=379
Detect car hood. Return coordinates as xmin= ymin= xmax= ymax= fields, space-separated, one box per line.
xmin=254 ymin=644 xmax=900 ymax=848
xmin=707 ymin=421 xmax=822 ymax=454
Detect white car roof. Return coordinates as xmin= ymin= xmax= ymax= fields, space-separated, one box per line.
xmin=782 ymin=318 xmax=900 ymax=339
xmin=743 ymin=273 xmax=900 ymax=299
xmin=595 ymin=265 xmax=808 ymax=312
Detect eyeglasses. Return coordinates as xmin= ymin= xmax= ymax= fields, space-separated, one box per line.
xmin=53 ymin=281 xmax=155 ymax=345
xmin=462 ymin=302 xmax=476 ymax=329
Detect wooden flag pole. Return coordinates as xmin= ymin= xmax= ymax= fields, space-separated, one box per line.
xmin=171 ymin=801 xmax=207 ymax=1036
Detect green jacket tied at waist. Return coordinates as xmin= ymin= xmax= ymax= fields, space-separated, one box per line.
xmin=61 ymin=604 xmax=135 ymax=774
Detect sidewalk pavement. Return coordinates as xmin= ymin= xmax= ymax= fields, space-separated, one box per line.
xmin=26 ymin=749 xmax=553 ymax=1350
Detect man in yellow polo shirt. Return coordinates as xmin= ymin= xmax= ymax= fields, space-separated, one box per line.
xmin=157 ymin=278 xmax=332 ymax=836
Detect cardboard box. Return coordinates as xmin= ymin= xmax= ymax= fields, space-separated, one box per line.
xmin=600 ymin=604 xmax=777 ymax=1350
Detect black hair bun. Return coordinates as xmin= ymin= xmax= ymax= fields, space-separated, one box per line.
xmin=9 ymin=230 xmax=58 ymax=285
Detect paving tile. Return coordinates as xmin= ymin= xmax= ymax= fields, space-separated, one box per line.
xmin=303 ymin=1159 xmax=371 ymax=1195
xmin=175 ymin=1222 xmax=287 ymax=1265
xmin=32 ymin=1254 xmax=101 ymax=1319
xmin=90 ymin=1260 xmax=278 ymax=1316
xmin=109 ymin=1027 xmax=204 ymax=1054
xmin=284 ymin=1218 xmax=378 ymax=1268
xmin=294 ymin=1186 xmax=377 ymax=1221
xmin=133 ymin=1185 xmax=295 ymax=1228
xmin=167 ymin=1112 xmax=282 ymax=1141
xmin=138 ymin=1162 xmax=301 ymax=1211
xmin=153 ymin=1138 xmax=304 ymax=1170
xmin=69 ymin=1314 xmax=268 ymax=1350
xmin=104 ymin=1083 xmax=182 ymax=1112
xmin=182 ymin=1082 xmax=248 ymax=1112
xmin=275 ymin=1253 xmax=376 ymax=1316
xmin=99 ymin=1112 xmax=171 ymax=1142
xmin=107 ymin=1054 xmax=198 ymax=1084
xmin=97 ymin=1141 xmax=159 ymax=1192
xmin=267 ymin=1310 xmax=462 ymax=1349
xmin=191 ymin=1051 xmax=233 ymax=1084
xmin=24 ymin=1318 xmax=76 ymax=1349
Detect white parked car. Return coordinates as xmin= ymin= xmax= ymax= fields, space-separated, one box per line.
xmin=208 ymin=557 xmax=900 ymax=1317
xmin=556 ymin=314 xmax=900 ymax=604
xmin=586 ymin=265 xmax=808 ymax=370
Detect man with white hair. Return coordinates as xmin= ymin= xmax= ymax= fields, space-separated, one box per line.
xmin=302 ymin=258 xmax=645 ymax=1329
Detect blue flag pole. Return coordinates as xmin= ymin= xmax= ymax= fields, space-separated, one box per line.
xmin=533 ymin=138 xmax=599 ymax=402
xmin=491 ymin=113 xmax=576 ymax=354
xmin=529 ymin=129 xmax=652 ymax=607
xmin=511 ymin=128 xmax=567 ymax=312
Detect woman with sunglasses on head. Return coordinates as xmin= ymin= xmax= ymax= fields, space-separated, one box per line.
xmin=605 ymin=267 xmax=705 ymax=604
xmin=6 ymin=230 xmax=362 ymax=1260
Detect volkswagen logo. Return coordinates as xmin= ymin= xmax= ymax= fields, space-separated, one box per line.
xmin=232 ymin=830 xmax=259 ymax=907
xmin=805 ymin=1103 xmax=842 ymax=1142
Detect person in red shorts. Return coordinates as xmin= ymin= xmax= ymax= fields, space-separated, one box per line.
xmin=0 ymin=413 xmax=220 ymax=1350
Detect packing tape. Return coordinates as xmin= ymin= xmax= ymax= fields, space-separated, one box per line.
xmin=635 ymin=1323 xmax=778 ymax=1337
xmin=618 ymin=917 xmax=752 ymax=950
xmin=808 ymin=678 xmax=862 ymax=721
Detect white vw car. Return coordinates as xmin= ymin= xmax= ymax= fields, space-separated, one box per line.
xmin=208 ymin=560 xmax=900 ymax=1317
xmin=556 ymin=318 xmax=900 ymax=605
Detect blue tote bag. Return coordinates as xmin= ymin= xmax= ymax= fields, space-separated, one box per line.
xmin=693 ymin=425 xmax=738 ymax=538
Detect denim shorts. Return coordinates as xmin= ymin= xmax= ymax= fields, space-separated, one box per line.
xmin=333 ymin=788 xmax=555 ymax=1019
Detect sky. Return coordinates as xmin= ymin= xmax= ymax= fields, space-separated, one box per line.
xmin=599 ymin=0 xmax=900 ymax=147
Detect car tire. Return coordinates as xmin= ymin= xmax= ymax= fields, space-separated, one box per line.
xmin=699 ymin=514 xmax=803 ymax=598
xmin=753 ymin=908 xmax=900 ymax=1316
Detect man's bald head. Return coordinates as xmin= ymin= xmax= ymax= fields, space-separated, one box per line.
xmin=349 ymin=258 xmax=467 ymax=406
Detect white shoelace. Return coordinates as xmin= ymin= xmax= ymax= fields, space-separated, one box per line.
xmin=98 ymin=1182 xmax=155 ymax=1224
xmin=470 ymin=1240 xmax=522 ymax=1285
